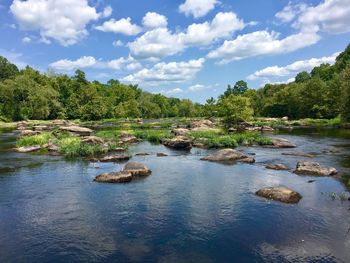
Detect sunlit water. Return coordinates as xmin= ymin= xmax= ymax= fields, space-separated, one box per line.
xmin=1 ymin=127 xmax=350 ymax=262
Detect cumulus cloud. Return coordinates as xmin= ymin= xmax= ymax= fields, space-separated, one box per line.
xmin=10 ymin=0 xmax=100 ymax=46
xmin=22 ymin=36 xmax=31 ymax=44
xmin=275 ymin=2 xmax=307 ymax=23
xmin=188 ymin=84 xmax=205 ymax=92
xmin=122 ymin=58 xmax=205 ymax=84
xmin=248 ymin=52 xmax=339 ymax=80
xmin=102 ymin=6 xmax=113 ymax=18
xmin=129 ymin=12 xmax=245 ymax=60
xmin=112 ymin=40 xmax=124 ymax=47
xmin=95 ymin=17 xmax=142 ymax=35
xmin=207 ymin=30 xmax=320 ymax=63
xmin=49 ymin=56 xmax=141 ymax=71
xmin=179 ymin=0 xmax=219 ymax=18
xmin=164 ymin=88 xmax=184 ymax=95
xmin=142 ymin=12 xmax=168 ymax=29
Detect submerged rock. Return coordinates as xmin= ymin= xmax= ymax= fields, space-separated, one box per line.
xmin=157 ymin=153 xmax=168 ymax=157
xmin=271 ymin=138 xmax=296 ymax=148
xmin=294 ymin=161 xmax=337 ymax=176
xmin=16 ymin=145 xmax=41 ymax=153
xmin=135 ymin=153 xmax=150 ymax=156
xmin=256 ymin=187 xmax=302 ymax=204
xmin=100 ymin=155 xmax=130 ymax=163
xmin=266 ymin=164 xmax=289 ymax=170
xmin=122 ymin=162 xmax=152 ymax=176
xmin=282 ymin=152 xmax=315 ymax=158
xmin=162 ymin=136 xmax=192 ymax=150
xmin=201 ymin=149 xmax=252 ymax=163
xmin=60 ymin=126 xmax=93 ymax=136
xmin=94 ymin=171 xmax=132 ymax=183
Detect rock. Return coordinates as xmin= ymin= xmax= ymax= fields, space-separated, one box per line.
xmin=162 ymin=136 xmax=192 ymax=150
xmin=94 ymin=171 xmax=132 ymax=183
xmin=16 ymin=145 xmax=41 ymax=153
xmin=51 ymin=119 xmax=71 ymax=126
xmin=119 ymin=132 xmax=139 ymax=144
xmin=201 ymin=149 xmax=250 ymax=163
xmin=238 ymin=157 xmax=256 ymax=164
xmin=157 ymin=153 xmax=168 ymax=157
xmin=20 ymin=130 xmax=41 ymax=137
xmin=114 ymin=147 xmax=126 ymax=152
xmin=192 ymin=142 xmax=207 ymax=149
xmin=82 ymin=136 xmax=105 ymax=145
xmin=282 ymin=116 xmax=289 ymax=121
xmin=228 ymin=127 xmax=237 ymax=133
xmin=60 ymin=126 xmax=93 ymax=136
xmin=271 ymin=138 xmax=296 ymax=148
xmin=135 ymin=153 xmax=149 ymax=156
xmin=100 ymin=155 xmax=130 ymax=163
xmin=191 ymin=119 xmax=214 ymax=129
xmin=266 ymin=164 xmax=289 ymax=170
xmin=262 ymin=126 xmax=274 ymax=132
xmin=294 ymin=161 xmax=338 ymax=176
xmin=33 ymin=125 xmax=49 ymax=131
xmin=256 ymin=187 xmax=302 ymax=204
xmin=171 ymin=128 xmax=190 ymax=136
xmin=307 ymin=180 xmax=316 ymax=183
xmin=282 ymin=152 xmax=315 ymax=158
xmin=122 ymin=162 xmax=152 ymax=176
xmin=45 ymin=142 xmax=59 ymax=152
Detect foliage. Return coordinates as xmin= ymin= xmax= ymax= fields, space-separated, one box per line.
xmin=16 ymin=132 xmax=53 ymax=147
xmin=132 ymin=129 xmax=174 ymax=144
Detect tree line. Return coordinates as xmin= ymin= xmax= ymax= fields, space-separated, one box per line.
xmin=0 ymin=44 xmax=349 ymax=122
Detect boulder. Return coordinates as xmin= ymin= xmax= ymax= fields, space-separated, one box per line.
xmin=16 ymin=145 xmax=41 ymax=153
xmin=256 ymin=187 xmax=302 ymax=204
xmin=162 ymin=136 xmax=192 ymax=150
xmin=122 ymin=162 xmax=152 ymax=176
xmin=266 ymin=164 xmax=289 ymax=170
xmin=271 ymin=138 xmax=296 ymax=148
xmin=119 ymin=132 xmax=139 ymax=144
xmin=238 ymin=157 xmax=256 ymax=164
xmin=82 ymin=136 xmax=105 ymax=145
xmin=100 ymin=155 xmax=130 ymax=163
xmin=20 ymin=130 xmax=41 ymax=137
xmin=294 ymin=161 xmax=337 ymax=176
xmin=201 ymin=149 xmax=250 ymax=163
xmin=157 ymin=153 xmax=168 ymax=157
xmin=282 ymin=152 xmax=315 ymax=158
xmin=191 ymin=119 xmax=214 ymax=129
xmin=60 ymin=126 xmax=93 ymax=136
xmin=94 ymin=171 xmax=132 ymax=183
xmin=171 ymin=128 xmax=190 ymax=136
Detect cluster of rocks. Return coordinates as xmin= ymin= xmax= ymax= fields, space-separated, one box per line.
xmin=200 ymin=149 xmax=255 ymax=164
xmin=94 ymin=162 xmax=151 ymax=183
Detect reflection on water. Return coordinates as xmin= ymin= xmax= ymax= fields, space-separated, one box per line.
xmin=0 ymin=128 xmax=350 ymax=262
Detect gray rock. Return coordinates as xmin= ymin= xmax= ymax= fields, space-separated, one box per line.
xmin=282 ymin=152 xmax=315 ymax=158
xmin=122 ymin=162 xmax=152 ymax=176
xmin=271 ymin=138 xmax=296 ymax=148
xmin=201 ymin=149 xmax=251 ymax=163
xmin=60 ymin=126 xmax=93 ymax=136
xmin=16 ymin=145 xmax=41 ymax=153
xmin=20 ymin=130 xmax=41 ymax=137
xmin=294 ymin=161 xmax=337 ymax=176
xmin=266 ymin=164 xmax=289 ymax=170
xmin=171 ymin=128 xmax=190 ymax=136
xmin=256 ymin=187 xmax=302 ymax=204
xmin=118 ymin=132 xmax=139 ymax=144
xmin=157 ymin=153 xmax=168 ymax=157
xmin=94 ymin=171 xmax=132 ymax=183
xmin=100 ymin=155 xmax=130 ymax=163
xmin=162 ymin=136 xmax=192 ymax=150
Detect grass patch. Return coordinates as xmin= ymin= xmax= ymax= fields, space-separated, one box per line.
xmin=132 ymin=129 xmax=174 ymax=144
xmin=16 ymin=132 xmax=53 ymax=147
xmin=95 ymin=129 xmax=121 ymax=140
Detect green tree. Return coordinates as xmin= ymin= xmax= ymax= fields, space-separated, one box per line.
xmin=0 ymin=56 xmax=19 ymax=81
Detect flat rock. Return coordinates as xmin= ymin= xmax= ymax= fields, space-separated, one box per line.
xmin=82 ymin=136 xmax=105 ymax=145
xmin=119 ymin=132 xmax=139 ymax=144
xmin=256 ymin=187 xmax=302 ymax=204
xmin=157 ymin=153 xmax=168 ymax=157
xmin=238 ymin=157 xmax=256 ymax=164
xmin=122 ymin=162 xmax=151 ymax=176
xmin=100 ymin=155 xmax=130 ymax=163
xmin=20 ymin=130 xmax=41 ymax=137
xmin=294 ymin=161 xmax=337 ymax=176
xmin=162 ymin=136 xmax=192 ymax=150
xmin=171 ymin=128 xmax=190 ymax=136
xmin=201 ymin=149 xmax=251 ymax=163
xmin=266 ymin=164 xmax=289 ymax=170
xmin=60 ymin=126 xmax=93 ymax=136
xmin=271 ymin=138 xmax=296 ymax=148
xmin=16 ymin=145 xmax=41 ymax=153
xmin=191 ymin=120 xmax=214 ymax=129
xmin=94 ymin=171 xmax=132 ymax=183
xmin=282 ymin=152 xmax=315 ymax=158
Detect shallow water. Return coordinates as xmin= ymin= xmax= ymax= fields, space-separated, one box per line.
xmin=1 ymin=128 xmax=350 ymax=262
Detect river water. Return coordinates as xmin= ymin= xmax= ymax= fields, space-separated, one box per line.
xmin=1 ymin=127 xmax=350 ymax=262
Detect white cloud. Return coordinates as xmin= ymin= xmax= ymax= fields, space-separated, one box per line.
xmin=95 ymin=17 xmax=142 ymax=35
xmin=49 ymin=56 xmax=141 ymax=71
xmin=189 ymin=84 xmax=205 ymax=92
xmin=49 ymin=56 xmax=97 ymax=71
xmin=142 ymin=12 xmax=168 ymax=29
xmin=0 ymin=49 xmax=27 ymax=68
xmin=164 ymin=88 xmax=184 ymax=95
xmin=112 ymin=40 xmax=124 ymax=47
xmin=102 ymin=6 xmax=113 ymax=18
xmin=22 ymin=36 xmax=31 ymax=44
xmin=207 ymin=30 xmax=320 ymax=63
xmin=293 ymin=0 xmax=350 ymax=34
xmin=10 ymin=0 xmax=100 ymax=46
xmin=122 ymin=58 xmax=205 ymax=84
xmin=248 ymin=52 xmax=339 ymax=80
xmin=129 ymin=12 xmax=245 ymax=60
xmin=179 ymin=0 xmax=219 ymax=18
xmin=275 ymin=2 xmax=307 ymax=23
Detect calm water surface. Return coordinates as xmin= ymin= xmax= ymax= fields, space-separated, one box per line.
xmin=1 ymin=127 xmax=350 ymax=262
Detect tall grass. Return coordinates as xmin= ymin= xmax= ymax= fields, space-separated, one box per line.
xmin=132 ymin=129 xmax=174 ymax=144
xmin=16 ymin=132 xmax=53 ymax=147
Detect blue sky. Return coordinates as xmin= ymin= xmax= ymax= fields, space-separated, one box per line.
xmin=0 ymin=0 xmax=349 ymax=102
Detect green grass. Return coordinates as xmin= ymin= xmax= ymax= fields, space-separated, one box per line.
xmin=95 ymin=129 xmax=121 ymax=140
xmin=132 ymin=129 xmax=174 ymax=144
xmin=189 ymin=130 xmax=273 ymax=148
xmin=16 ymin=132 xmax=53 ymax=147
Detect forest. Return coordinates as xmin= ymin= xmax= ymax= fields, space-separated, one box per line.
xmin=1 ymin=44 xmax=350 ymax=123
